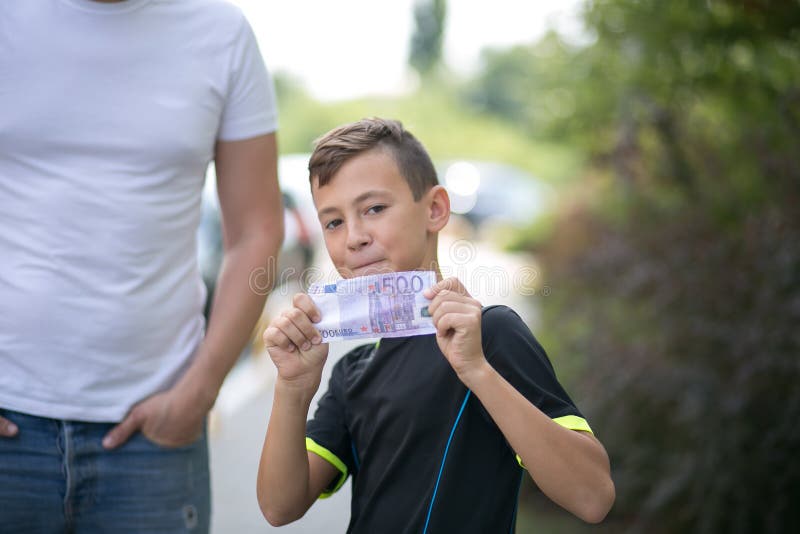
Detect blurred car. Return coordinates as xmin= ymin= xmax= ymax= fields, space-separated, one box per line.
xmin=197 ymin=155 xmax=318 ymax=320
xmin=437 ymin=159 xmax=554 ymax=230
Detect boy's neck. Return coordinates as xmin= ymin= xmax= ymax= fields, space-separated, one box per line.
xmin=429 ymin=261 xmax=443 ymax=282
xmin=420 ymin=237 xmax=443 ymax=281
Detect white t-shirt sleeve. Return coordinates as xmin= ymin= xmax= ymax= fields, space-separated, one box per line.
xmin=217 ymin=14 xmax=278 ymax=141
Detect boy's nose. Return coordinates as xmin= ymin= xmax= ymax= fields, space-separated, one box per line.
xmin=345 ymin=221 xmax=371 ymax=251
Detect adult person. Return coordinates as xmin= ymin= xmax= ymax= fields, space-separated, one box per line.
xmin=0 ymin=0 xmax=283 ymax=532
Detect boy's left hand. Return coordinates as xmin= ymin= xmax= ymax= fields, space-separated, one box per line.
xmin=424 ymin=277 xmax=486 ymax=380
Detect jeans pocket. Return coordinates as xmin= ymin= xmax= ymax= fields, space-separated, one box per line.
xmin=132 ymin=424 xmax=207 ymax=452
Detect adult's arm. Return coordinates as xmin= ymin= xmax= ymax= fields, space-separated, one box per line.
xmin=103 ymin=132 xmax=284 ymax=448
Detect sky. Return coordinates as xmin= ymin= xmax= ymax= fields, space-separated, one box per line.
xmin=230 ymin=0 xmax=586 ymax=101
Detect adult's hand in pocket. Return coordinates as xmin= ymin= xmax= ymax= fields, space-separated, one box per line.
xmin=102 ymin=385 xmax=207 ymax=450
xmin=0 ymin=415 xmax=19 ymax=437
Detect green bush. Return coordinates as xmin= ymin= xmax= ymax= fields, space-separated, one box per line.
xmin=538 ymin=199 xmax=800 ymax=533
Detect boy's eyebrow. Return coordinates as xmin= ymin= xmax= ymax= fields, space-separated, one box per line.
xmin=317 ymin=189 xmax=393 ymax=218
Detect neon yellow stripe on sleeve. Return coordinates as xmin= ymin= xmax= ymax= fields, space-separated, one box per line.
xmin=553 ymin=415 xmax=593 ymax=434
xmin=306 ymin=437 xmax=348 ymax=498
xmin=515 ymin=415 xmax=594 ymax=469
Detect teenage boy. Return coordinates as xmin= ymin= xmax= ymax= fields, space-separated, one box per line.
xmin=257 ymin=118 xmax=615 ymax=533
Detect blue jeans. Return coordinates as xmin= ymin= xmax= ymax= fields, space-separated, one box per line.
xmin=0 ymin=408 xmax=210 ymax=533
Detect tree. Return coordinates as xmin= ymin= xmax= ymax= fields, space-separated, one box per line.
xmin=472 ymin=1 xmax=800 ymax=531
xmin=409 ymin=0 xmax=447 ymax=77
xmin=469 ymin=0 xmax=800 ymax=204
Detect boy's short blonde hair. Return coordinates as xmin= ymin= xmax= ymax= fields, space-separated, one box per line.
xmin=308 ymin=118 xmax=438 ymax=201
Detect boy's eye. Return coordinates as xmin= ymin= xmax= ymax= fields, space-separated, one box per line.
xmin=366 ymin=205 xmax=386 ymax=215
xmin=325 ymin=218 xmax=343 ymax=230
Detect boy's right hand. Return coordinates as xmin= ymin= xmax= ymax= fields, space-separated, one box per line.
xmin=263 ymin=293 xmax=329 ymax=392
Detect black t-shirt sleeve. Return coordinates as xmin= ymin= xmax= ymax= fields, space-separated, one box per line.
xmin=481 ymin=305 xmax=590 ymax=431
xmin=306 ymin=354 xmax=357 ymax=498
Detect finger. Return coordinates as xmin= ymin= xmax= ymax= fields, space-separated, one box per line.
xmin=263 ymin=325 xmax=296 ymax=352
xmin=284 ymin=307 xmax=322 ymax=347
xmin=428 ymin=290 xmax=477 ymax=317
xmin=103 ymin=409 xmax=144 ymax=449
xmin=427 ymin=289 xmax=473 ymax=315
xmin=276 ymin=313 xmax=313 ymax=351
xmin=424 ymin=277 xmax=469 ymax=299
xmin=431 ymin=298 xmax=480 ymax=326
xmin=435 ymin=312 xmax=459 ymax=336
xmin=436 ymin=311 xmax=480 ymax=337
xmin=430 ymin=300 xmax=470 ymax=326
xmin=292 ymin=293 xmax=322 ymax=323
xmin=0 ymin=415 xmax=18 ymax=437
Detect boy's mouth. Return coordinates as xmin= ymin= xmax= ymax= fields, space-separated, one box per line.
xmin=347 ymin=259 xmax=391 ymax=277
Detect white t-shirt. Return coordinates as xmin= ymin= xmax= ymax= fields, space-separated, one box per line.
xmin=0 ymin=0 xmax=278 ymax=421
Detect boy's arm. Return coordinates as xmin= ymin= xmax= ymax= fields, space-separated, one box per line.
xmin=460 ymin=363 xmax=614 ymax=523
xmin=256 ymin=293 xmax=339 ymax=526
xmin=257 ymin=379 xmax=339 ymax=526
xmin=426 ymin=278 xmax=616 ymax=524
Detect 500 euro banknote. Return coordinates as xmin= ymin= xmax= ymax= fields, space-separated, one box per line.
xmin=307 ymin=271 xmax=437 ymax=342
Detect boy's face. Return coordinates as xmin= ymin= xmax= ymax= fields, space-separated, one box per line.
xmin=312 ymin=149 xmax=442 ymax=279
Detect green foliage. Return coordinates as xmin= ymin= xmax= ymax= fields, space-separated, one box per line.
xmin=272 ymin=74 xmax=343 ymax=153
xmin=274 ymin=74 xmax=582 ymax=185
xmin=465 ymin=0 xmax=800 ymax=531
xmin=540 ymin=199 xmax=800 ymax=533
xmin=409 ymin=0 xmax=447 ymax=77
xmin=468 ymin=0 xmax=800 ymax=213
xmin=516 ymin=487 xmax=604 ymax=534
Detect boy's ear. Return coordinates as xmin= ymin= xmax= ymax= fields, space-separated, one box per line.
xmin=426 ymin=185 xmax=450 ymax=232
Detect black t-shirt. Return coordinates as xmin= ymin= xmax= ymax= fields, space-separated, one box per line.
xmin=306 ymin=305 xmax=591 ymax=534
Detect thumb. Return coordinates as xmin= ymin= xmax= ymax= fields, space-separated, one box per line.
xmin=103 ymin=409 xmax=143 ymax=449
xmin=0 ymin=415 xmax=19 ymax=437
